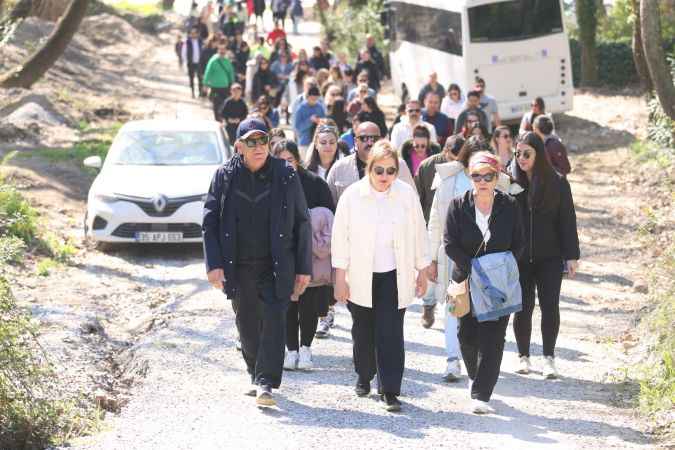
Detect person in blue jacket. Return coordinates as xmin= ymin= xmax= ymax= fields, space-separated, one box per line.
xmin=292 ymin=85 xmax=326 ymax=157
xmin=202 ymin=118 xmax=312 ymax=408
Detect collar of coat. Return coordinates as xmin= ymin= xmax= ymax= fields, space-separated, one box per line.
xmin=357 ymin=177 xmax=405 ymax=198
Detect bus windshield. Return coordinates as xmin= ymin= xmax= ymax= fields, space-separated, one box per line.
xmin=468 ymin=0 xmax=563 ymax=43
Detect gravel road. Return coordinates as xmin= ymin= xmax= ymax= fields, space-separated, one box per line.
xmin=60 ymin=13 xmax=655 ymax=450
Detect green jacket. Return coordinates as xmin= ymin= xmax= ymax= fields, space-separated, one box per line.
xmin=414 ymin=151 xmax=448 ymax=225
xmin=203 ymin=55 xmax=235 ymax=88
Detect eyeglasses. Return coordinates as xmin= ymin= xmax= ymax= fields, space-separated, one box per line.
xmin=413 ymin=143 xmax=427 ymax=149
xmin=373 ymin=166 xmax=397 ymax=176
xmin=514 ymin=149 xmax=532 ymax=160
xmin=470 ymin=172 xmax=496 ymax=182
xmin=407 ymin=108 xmax=421 ymax=113
xmin=357 ymin=135 xmax=379 ymax=143
xmin=242 ymin=135 xmax=269 ymax=148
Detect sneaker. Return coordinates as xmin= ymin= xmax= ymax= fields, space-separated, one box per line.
xmin=256 ymin=385 xmax=276 ymax=407
xmin=543 ymin=356 xmax=558 ymax=379
xmin=382 ymin=393 xmax=402 ymax=412
xmin=283 ymin=351 xmax=298 ymax=370
xmin=442 ymin=359 xmax=462 ymax=382
xmin=297 ymin=346 xmax=313 ymax=370
xmin=516 ymin=356 xmax=531 ymax=374
xmin=326 ymin=307 xmax=335 ymax=328
xmin=315 ymin=317 xmax=331 ymax=338
xmin=355 ymin=379 xmax=370 ymax=397
xmin=421 ymin=304 xmax=435 ymax=328
xmin=471 ymin=399 xmax=495 ymax=414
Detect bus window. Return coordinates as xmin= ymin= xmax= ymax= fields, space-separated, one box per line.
xmin=390 ymin=2 xmax=462 ymax=56
xmin=468 ymin=0 xmax=563 ymax=43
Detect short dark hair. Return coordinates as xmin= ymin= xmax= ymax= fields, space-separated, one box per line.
xmin=412 ymin=124 xmax=430 ymax=140
xmin=475 ymin=76 xmax=486 ymax=86
xmin=456 ymin=135 xmax=491 ymax=168
xmin=533 ymin=115 xmax=554 ymax=135
xmin=271 ymin=139 xmax=302 ymax=166
xmin=467 ymin=90 xmax=481 ymax=99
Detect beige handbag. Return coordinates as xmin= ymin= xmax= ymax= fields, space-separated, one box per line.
xmin=446 ymin=279 xmax=470 ymax=318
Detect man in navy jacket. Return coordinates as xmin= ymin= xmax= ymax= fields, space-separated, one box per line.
xmin=202 ymin=118 xmax=312 ymax=407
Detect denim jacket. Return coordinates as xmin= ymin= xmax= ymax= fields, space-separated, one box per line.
xmin=469 ymin=251 xmax=522 ymax=322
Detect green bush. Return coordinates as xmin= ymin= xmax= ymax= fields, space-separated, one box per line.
xmin=0 ymin=185 xmax=38 ymax=243
xmin=569 ymin=39 xmax=638 ymax=87
xmin=0 ymin=236 xmax=26 ymax=265
xmin=0 ymin=278 xmax=99 ymax=449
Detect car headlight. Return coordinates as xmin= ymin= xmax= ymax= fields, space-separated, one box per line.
xmin=95 ymin=193 xmax=118 ymax=203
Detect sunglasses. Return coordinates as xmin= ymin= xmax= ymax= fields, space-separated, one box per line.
xmin=373 ymin=166 xmax=397 ymax=176
xmin=357 ymin=135 xmax=379 ymax=143
xmin=242 ymin=135 xmax=269 ymax=148
xmin=470 ymin=172 xmax=496 ymax=182
xmin=407 ymin=108 xmax=421 ymax=113
xmin=514 ymin=149 xmax=532 ymax=160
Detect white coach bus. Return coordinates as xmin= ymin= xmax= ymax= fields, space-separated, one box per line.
xmin=383 ymin=0 xmax=573 ymax=122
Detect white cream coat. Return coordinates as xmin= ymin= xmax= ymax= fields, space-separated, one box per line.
xmin=331 ymin=178 xmax=431 ymax=309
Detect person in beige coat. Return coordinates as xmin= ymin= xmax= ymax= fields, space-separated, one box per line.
xmin=332 ymin=141 xmax=431 ymax=412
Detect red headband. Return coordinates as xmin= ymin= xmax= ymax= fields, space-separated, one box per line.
xmin=469 ymin=153 xmax=500 ymax=172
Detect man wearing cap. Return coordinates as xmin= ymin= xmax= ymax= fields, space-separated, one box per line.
xmin=202 ymin=118 xmax=312 ymax=407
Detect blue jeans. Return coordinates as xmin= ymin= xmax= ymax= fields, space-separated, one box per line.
xmin=444 ymin=303 xmax=460 ymax=361
xmin=422 ymin=281 xmax=436 ymax=306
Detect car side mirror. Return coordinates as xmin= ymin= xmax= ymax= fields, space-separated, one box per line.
xmin=83 ymin=155 xmax=102 ymax=169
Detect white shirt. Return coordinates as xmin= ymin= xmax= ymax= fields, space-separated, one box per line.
xmin=372 ymin=188 xmax=396 ymax=273
xmin=390 ymin=117 xmax=438 ymax=150
xmin=440 ymin=95 xmax=465 ymax=120
xmin=317 ymin=165 xmax=327 ymax=180
xmin=475 ymin=204 xmax=492 ymax=244
xmin=181 ymin=38 xmax=201 ymax=64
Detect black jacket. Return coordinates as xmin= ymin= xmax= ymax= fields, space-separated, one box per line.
xmin=298 ymin=168 xmax=335 ymax=212
xmin=444 ymin=190 xmax=525 ymax=283
xmin=513 ymin=175 xmax=580 ymax=264
xmin=252 ymin=68 xmax=279 ymax=101
xmin=202 ymin=154 xmax=312 ymax=300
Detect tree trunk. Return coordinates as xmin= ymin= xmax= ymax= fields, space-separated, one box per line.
xmin=31 ymin=0 xmax=70 ymax=20
xmin=631 ymin=0 xmax=652 ymax=91
xmin=640 ymin=0 xmax=675 ymax=119
xmin=576 ymin=0 xmax=599 ymax=86
xmin=0 ymin=0 xmax=88 ymax=89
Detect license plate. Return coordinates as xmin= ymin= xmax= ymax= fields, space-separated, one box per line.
xmin=135 ymin=232 xmax=183 ymax=243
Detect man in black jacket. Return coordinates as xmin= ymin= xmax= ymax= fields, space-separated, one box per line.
xmin=202 ymin=118 xmax=312 ymax=407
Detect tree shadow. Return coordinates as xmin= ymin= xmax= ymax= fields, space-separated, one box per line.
xmin=556 ymin=114 xmax=636 ymax=153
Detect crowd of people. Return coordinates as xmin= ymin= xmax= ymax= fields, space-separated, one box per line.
xmin=199 ymin=2 xmax=579 ymax=416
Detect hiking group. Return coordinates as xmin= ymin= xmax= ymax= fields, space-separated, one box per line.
xmin=195 ymin=0 xmax=579 ymax=415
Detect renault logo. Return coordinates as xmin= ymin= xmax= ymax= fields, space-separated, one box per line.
xmin=152 ymin=194 xmax=168 ymax=213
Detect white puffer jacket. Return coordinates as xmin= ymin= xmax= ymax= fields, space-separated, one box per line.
xmin=427 ymin=161 xmax=523 ymax=303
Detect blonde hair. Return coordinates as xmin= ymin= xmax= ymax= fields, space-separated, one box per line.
xmin=366 ymin=140 xmax=400 ymax=175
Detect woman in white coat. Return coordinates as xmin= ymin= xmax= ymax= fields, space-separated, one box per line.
xmin=332 ymin=140 xmax=430 ymax=412
xmin=428 ymin=136 xmax=521 ymax=381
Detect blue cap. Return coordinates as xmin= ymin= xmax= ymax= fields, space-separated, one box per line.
xmin=236 ymin=117 xmax=269 ymax=140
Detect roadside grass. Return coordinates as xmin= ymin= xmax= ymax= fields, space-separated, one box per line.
xmin=109 ymin=0 xmax=163 ymax=16
xmin=631 ymin=140 xmax=675 ymax=440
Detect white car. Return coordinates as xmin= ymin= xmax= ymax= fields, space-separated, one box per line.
xmin=84 ymin=119 xmax=232 ymax=244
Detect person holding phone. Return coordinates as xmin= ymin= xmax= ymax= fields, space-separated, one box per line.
xmin=511 ymin=132 xmax=580 ymax=379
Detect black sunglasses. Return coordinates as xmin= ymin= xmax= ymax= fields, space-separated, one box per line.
xmin=470 ymin=172 xmax=496 ymax=182
xmin=407 ymin=108 xmax=421 ymax=113
xmin=357 ymin=135 xmax=379 ymax=143
xmin=373 ymin=166 xmax=397 ymax=176
xmin=243 ymin=135 xmax=269 ymax=148
xmin=514 ymin=149 xmax=532 ymax=160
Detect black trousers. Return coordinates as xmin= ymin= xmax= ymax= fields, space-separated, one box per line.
xmin=232 ymin=263 xmax=289 ymax=388
xmin=348 ymin=270 xmax=405 ymax=396
xmin=286 ymin=285 xmax=330 ymax=350
xmin=513 ymin=258 xmax=564 ymax=357
xmin=187 ymin=62 xmax=203 ymax=95
xmin=459 ymin=311 xmax=509 ymax=402
xmin=210 ymin=87 xmax=230 ymax=121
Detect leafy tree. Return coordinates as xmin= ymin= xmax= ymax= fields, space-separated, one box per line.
xmin=576 ymin=0 xmax=599 ymax=85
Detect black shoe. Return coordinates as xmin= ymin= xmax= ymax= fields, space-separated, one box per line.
xmin=382 ymin=393 xmax=402 ymax=412
xmin=355 ymin=380 xmax=370 ymax=397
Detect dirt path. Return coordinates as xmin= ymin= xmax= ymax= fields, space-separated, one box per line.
xmin=3 ymin=15 xmax=658 ymax=450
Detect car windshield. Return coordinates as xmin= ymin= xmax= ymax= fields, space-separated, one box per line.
xmin=468 ymin=0 xmax=563 ymax=43
xmin=110 ymin=130 xmax=223 ymax=166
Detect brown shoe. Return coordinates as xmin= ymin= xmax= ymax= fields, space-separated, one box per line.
xmin=421 ymin=305 xmax=435 ymax=328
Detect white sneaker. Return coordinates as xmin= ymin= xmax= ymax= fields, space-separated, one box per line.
xmin=315 ymin=317 xmax=331 ymax=338
xmin=543 ymin=356 xmax=558 ymax=379
xmin=297 ymin=346 xmax=313 ymax=370
xmin=283 ymin=350 xmax=298 ymax=370
xmin=471 ymin=399 xmax=495 ymax=414
xmin=442 ymin=359 xmax=461 ymax=382
xmin=516 ymin=356 xmax=531 ymax=374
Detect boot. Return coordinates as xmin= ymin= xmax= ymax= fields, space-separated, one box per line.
xmin=421 ymin=304 xmax=435 ymax=328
